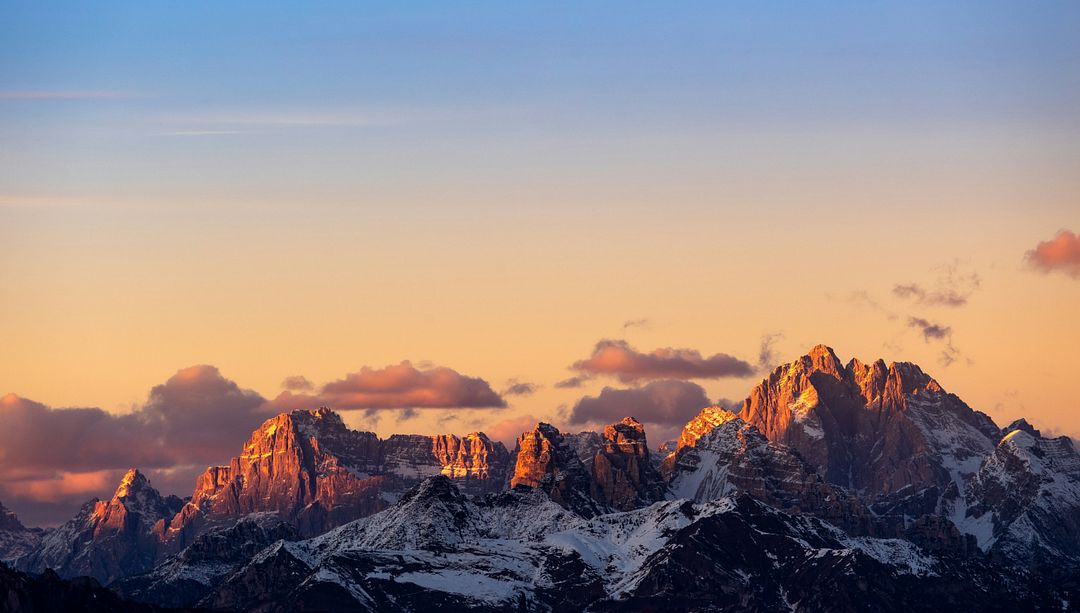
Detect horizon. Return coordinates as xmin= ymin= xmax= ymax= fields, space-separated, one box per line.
xmin=2 ymin=341 xmax=1073 ymax=528
xmin=2 ymin=0 xmax=1079 ymax=544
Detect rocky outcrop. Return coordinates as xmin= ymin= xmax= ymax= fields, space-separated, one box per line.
xmin=511 ymin=423 xmax=606 ymax=517
xmin=164 ymin=408 xmax=511 ymax=547
xmin=17 ymin=470 xmax=183 ymax=584
xmin=592 ymin=417 xmax=664 ymax=511
xmin=737 ymin=345 xmax=999 ymax=499
xmin=0 ymin=502 xmax=41 ymax=562
xmin=662 ymin=407 xmax=878 ymax=534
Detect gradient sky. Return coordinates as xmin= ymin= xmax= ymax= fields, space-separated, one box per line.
xmin=2 ymin=1 xmax=1079 ymax=526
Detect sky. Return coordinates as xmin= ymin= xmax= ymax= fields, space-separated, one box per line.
xmin=1 ymin=1 xmax=1079 ymax=526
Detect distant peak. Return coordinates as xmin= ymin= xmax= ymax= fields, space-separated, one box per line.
xmin=531 ymin=422 xmax=561 ymax=437
xmin=802 ymin=344 xmax=844 ymax=374
xmin=1005 ymin=418 xmax=1040 ymax=438
xmin=290 ymin=406 xmax=344 ymax=422
xmin=114 ymin=468 xmax=149 ymax=499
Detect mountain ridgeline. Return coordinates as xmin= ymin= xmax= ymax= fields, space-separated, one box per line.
xmin=2 ymin=345 xmax=1079 ymax=612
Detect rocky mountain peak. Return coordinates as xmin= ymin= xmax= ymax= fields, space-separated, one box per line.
xmin=739 ymin=345 xmax=999 ymax=497
xmin=1004 ymin=418 xmax=1039 ymax=438
xmin=166 ymin=407 xmax=510 ymax=549
xmin=0 ymin=500 xmax=39 ymax=562
xmin=593 ymin=417 xmax=664 ymax=511
xmin=805 ymin=343 xmax=844 ymax=375
xmin=511 ymin=422 xmax=604 ymax=516
xmin=0 ymin=500 xmax=28 ymax=533
xmin=671 ymin=406 xmax=741 ymax=457
xmin=603 ymin=416 xmax=646 ymax=442
xmin=113 ymin=468 xmax=150 ymax=500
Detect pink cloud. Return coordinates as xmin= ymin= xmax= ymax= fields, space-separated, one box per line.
xmin=1026 ymin=229 xmax=1080 ymax=278
xmin=268 ymin=361 xmax=506 ymax=410
xmin=571 ymin=339 xmax=754 ymax=383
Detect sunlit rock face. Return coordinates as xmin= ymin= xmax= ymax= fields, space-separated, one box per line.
xmin=737 ymin=344 xmax=999 ymax=499
xmin=17 ymin=469 xmax=184 ymax=584
xmin=165 ymin=408 xmax=510 ymax=547
xmin=511 ymin=423 xmax=606 ymax=517
xmin=592 ymin=417 xmax=665 ymax=511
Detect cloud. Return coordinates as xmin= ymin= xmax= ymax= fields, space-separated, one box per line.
xmin=845 ymin=290 xmax=899 ymax=321
xmin=757 ymin=332 xmax=784 ymax=371
xmin=570 ymin=339 xmax=754 ymax=383
xmin=281 ymin=375 xmax=314 ymax=392
xmin=1025 ymin=229 xmax=1080 ymax=279
xmin=268 ymin=361 xmax=506 ymax=411
xmin=141 ymin=365 xmax=271 ymax=463
xmin=0 ymin=90 xmax=142 ymax=100
xmin=907 ymin=317 xmax=951 ymax=341
xmin=0 ymin=194 xmax=101 ymax=209
xmin=155 ymin=108 xmax=416 ymax=134
xmin=554 ymin=375 xmax=593 ymax=389
xmin=622 ymin=318 xmax=650 ymax=332
xmin=567 ymin=379 xmax=711 ymax=428
xmin=893 ymin=264 xmax=981 ymax=307
xmin=892 ymin=284 xmax=967 ymax=307
xmin=501 ymin=380 xmax=538 ymax=397
xmin=0 ymin=366 xmax=273 ymax=526
xmin=906 ymin=317 xmax=962 ymax=366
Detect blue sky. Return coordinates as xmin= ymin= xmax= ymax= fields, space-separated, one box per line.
xmin=3 ymin=1 xmax=1078 ymax=205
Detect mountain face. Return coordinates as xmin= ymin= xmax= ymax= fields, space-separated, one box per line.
xmin=592 ymin=417 xmax=665 ymax=511
xmin=510 ymin=418 xmax=665 ymax=516
xmin=112 ymin=519 xmax=299 ymax=609
xmin=661 ymin=406 xmax=880 ymax=536
xmin=728 ymin=346 xmax=1080 ymax=566
xmin=164 ymin=408 xmax=511 ymax=547
xmin=957 ymin=420 xmax=1080 ymax=567
xmin=124 ymin=476 xmax=1071 ymax=612
xmin=16 ymin=470 xmax=184 ymax=585
xmin=511 ymin=423 xmax=606 ymax=517
xmin=0 ymin=502 xmax=42 ymax=562
xmin=737 ymin=345 xmax=999 ymax=506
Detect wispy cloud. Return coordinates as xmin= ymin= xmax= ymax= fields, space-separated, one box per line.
xmin=906 ymin=316 xmax=962 ymax=366
xmin=0 ymin=90 xmax=144 ymax=101
xmin=157 ymin=108 xmax=416 ymax=132
xmin=893 ymin=262 xmax=981 ymax=307
xmin=155 ymin=129 xmax=254 ymax=137
xmin=0 ymin=194 xmax=97 ymax=208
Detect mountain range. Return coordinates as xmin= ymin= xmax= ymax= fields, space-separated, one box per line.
xmin=2 ymin=344 xmax=1078 ymax=612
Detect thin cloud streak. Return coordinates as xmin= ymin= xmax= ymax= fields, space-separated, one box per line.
xmin=0 ymin=90 xmax=145 ymax=100
xmin=0 ymin=195 xmax=98 ymax=208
